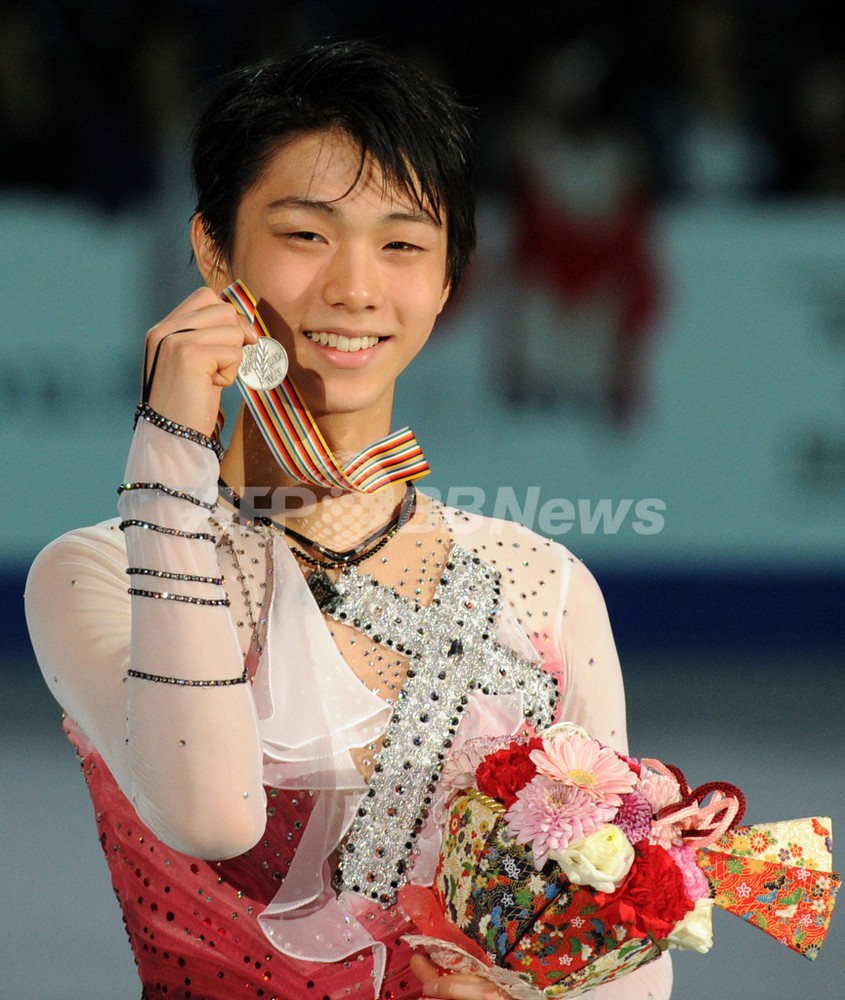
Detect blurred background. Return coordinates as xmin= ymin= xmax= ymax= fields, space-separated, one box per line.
xmin=1 ymin=1 xmax=843 ymax=997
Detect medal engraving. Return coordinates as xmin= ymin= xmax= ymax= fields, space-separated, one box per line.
xmin=239 ymin=338 xmax=288 ymax=390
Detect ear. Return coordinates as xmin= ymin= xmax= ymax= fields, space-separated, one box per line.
xmin=191 ymin=214 xmax=232 ymax=292
xmin=437 ymin=280 xmax=452 ymax=315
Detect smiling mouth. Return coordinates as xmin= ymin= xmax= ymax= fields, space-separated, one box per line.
xmin=304 ymin=331 xmax=383 ymax=352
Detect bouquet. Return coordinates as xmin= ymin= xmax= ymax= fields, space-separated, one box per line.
xmin=400 ymin=724 xmax=840 ymax=998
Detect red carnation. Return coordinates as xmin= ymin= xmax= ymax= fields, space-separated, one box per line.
xmin=594 ymin=842 xmax=695 ymax=941
xmin=475 ymin=738 xmax=544 ymax=809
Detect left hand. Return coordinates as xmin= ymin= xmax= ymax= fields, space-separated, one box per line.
xmin=410 ymin=952 xmax=510 ymax=999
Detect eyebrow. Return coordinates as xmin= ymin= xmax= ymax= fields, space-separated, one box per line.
xmin=265 ymin=196 xmax=441 ymax=227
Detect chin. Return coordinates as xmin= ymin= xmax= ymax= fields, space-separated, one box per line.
xmin=305 ymin=378 xmax=393 ymax=416
xmin=322 ymin=398 xmax=384 ymax=420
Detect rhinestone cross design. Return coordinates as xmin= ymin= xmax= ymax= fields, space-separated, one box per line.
xmin=318 ymin=542 xmax=560 ymax=906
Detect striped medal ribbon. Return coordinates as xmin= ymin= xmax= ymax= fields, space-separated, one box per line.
xmin=220 ymin=280 xmax=430 ymax=494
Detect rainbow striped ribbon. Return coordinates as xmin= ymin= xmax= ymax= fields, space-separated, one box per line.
xmin=220 ymin=280 xmax=429 ymax=494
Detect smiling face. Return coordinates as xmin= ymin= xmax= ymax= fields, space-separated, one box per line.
xmin=194 ymin=130 xmax=450 ymax=443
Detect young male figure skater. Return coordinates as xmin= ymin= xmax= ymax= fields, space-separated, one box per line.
xmin=26 ymin=41 xmax=671 ymax=999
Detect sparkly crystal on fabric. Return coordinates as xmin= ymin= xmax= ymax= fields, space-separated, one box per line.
xmin=326 ymin=543 xmax=560 ymax=905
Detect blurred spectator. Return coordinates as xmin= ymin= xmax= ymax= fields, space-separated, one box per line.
xmin=788 ymin=55 xmax=845 ymax=197
xmin=649 ymin=0 xmax=777 ymax=200
xmin=501 ymin=39 xmax=660 ymax=425
xmin=0 ymin=1 xmax=160 ymax=210
xmin=5 ymin=0 xmax=842 ymax=213
xmin=0 ymin=1 xmax=76 ymax=194
xmin=133 ymin=12 xmax=204 ymax=324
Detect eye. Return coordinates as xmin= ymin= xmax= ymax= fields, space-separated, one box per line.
xmin=384 ymin=240 xmax=424 ymax=252
xmin=286 ymin=230 xmax=326 ymax=243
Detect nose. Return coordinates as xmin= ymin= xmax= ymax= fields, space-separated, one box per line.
xmin=321 ymin=243 xmax=383 ymax=311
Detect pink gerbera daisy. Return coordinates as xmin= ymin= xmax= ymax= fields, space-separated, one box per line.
xmin=505 ymin=776 xmax=618 ymax=870
xmin=530 ymin=734 xmax=637 ymax=807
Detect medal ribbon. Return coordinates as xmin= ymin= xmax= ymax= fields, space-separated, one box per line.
xmin=220 ymin=280 xmax=429 ymax=493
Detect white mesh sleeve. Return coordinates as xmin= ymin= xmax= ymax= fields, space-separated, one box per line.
xmin=556 ymin=554 xmax=629 ymax=753
xmin=25 ymin=418 xmax=266 ymax=858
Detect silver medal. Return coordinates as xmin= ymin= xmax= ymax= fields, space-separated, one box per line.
xmin=238 ymin=337 xmax=289 ymax=390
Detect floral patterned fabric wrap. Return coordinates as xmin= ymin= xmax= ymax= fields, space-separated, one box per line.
xmin=697 ymin=817 xmax=840 ymax=959
xmin=436 ymin=791 xmax=661 ymax=992
xmin=400 ymin=726 xmax=840 ymax=998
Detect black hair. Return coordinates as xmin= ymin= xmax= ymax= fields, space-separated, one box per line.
xmin=192 ymin=40 xmax=476 ymax=292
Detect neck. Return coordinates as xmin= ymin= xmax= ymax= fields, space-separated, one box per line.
xmin=219 ymin=404 xmax=408 ymax=549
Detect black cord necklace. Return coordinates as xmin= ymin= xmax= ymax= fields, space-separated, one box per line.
xmin=218 ymin=478 xmax=417 ymax=570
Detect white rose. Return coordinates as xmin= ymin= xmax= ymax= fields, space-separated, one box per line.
xmin=667 ymin=898 xmax=714 ymax=953
xmin=549 ymin=824 xmax=635 ymax=893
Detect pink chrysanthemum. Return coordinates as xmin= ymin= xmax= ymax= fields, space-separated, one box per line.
xmin=637 ymin=767 xmax=682 ymax=815
xmin=669 ymin=845 xmax=711 ymax=901
xmin=505 ymin=776 xmax=618 ymax=870
xmin=612 ymin=792 xmax=654 ymax=844
xmin=530 ymin=734 xmax=637 ymax=807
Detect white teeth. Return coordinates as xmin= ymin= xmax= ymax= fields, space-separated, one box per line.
xmin=306 ymin=332 xmax=379 ymax=351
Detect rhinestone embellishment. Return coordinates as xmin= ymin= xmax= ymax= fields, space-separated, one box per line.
xmin=326 ymin=542 xmax=559 ymax=905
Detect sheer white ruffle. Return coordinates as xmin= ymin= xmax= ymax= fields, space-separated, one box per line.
xmin=253 ymin=537 xmax=392 ymax=974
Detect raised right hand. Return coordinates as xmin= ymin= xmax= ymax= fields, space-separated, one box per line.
xmin=144 ymin=286 xmax=259 ymax=437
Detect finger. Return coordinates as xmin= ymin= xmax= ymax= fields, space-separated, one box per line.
xmin=171 ymin=300 xmax=256 ymax=339
xmin=211 ymin=356 xmax=245 ymax=388
xmin=145 ymin=297 xmax=257 ymax=355
xmin=409 ymin=952 xmax=440 ymax=985
xmin=422 ymin=976 xmax=509 ymax=1000
xmin=145 ymin=336 xmax=245 ymax=432
xmin=161 ymin=336 xmax=246 ymax=381
xmin=144 ymin=327 xmax=242 ymax=387
xmin=410 ymin=954 xmax=508 ymax=1000
xmin=148 ymin=287 xmax=223 ymax=338
xmin=146 ymin=313 xmax=255 ymax=354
